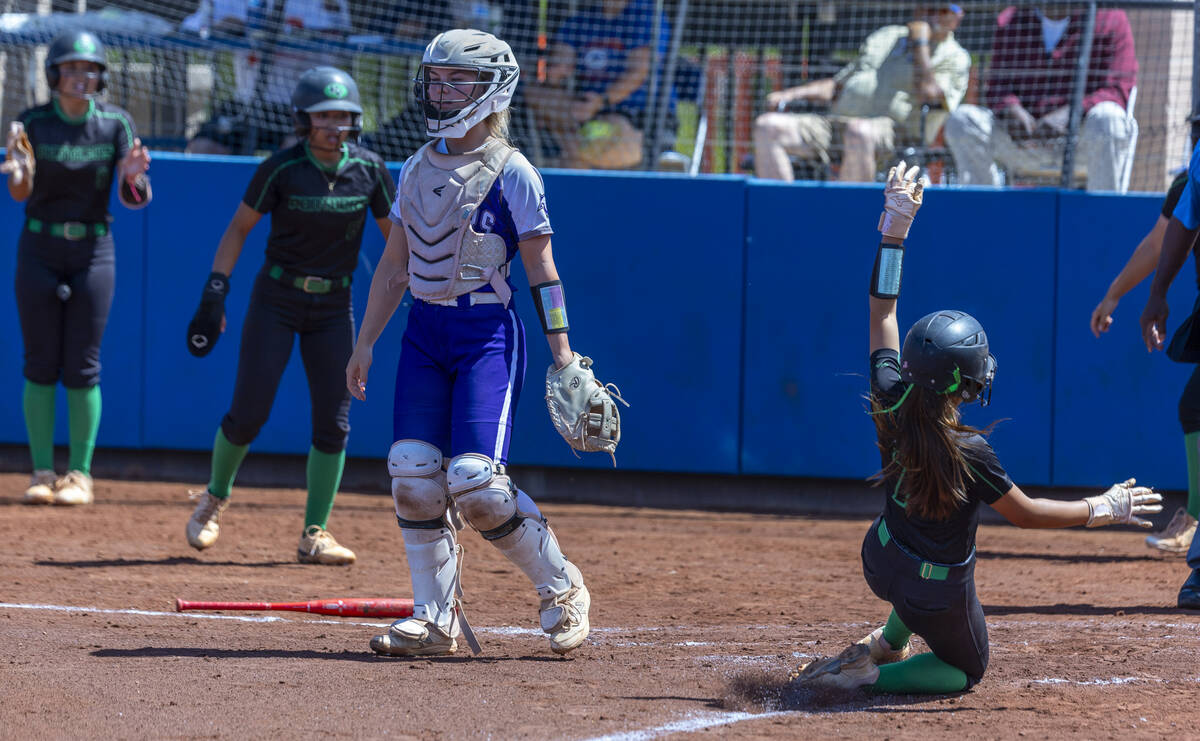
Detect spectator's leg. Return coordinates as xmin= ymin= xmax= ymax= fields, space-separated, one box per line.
xmin=943 ymin=104 xmax=1002 ymax=186
xmin=840 ymin=117 xmax=893 ymax=183
xmin=752 ymin=112 xmax=830 ymax=181
xmin=1080 ymin=101 xmax=1136 ymax=193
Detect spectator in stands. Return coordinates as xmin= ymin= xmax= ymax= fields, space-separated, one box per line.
xmin=183 ymin=0 xmax=351 ymax=155
xmin=753 ymin=4 xmax=969 ymax=183
xmin=525 ymin=0 xmax=671 ymax=169
xmin=943 ymin=5 xmax=1138 ymax=192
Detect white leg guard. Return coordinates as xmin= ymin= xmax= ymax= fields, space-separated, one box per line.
xmin=447 ymin=453 xmax=522 ymax=539
xmin=490 ymin=519 xmax=592 ymax=654
xmin=388 ymin=440 xmax=449 ymax=526
xmin=371 ymin=526 xmax=466 ymax=657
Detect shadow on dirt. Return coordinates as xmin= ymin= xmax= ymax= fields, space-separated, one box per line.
xmin=982 ymin=603 xmax=1187 ymax=616
xmin=977 ymin=550 xmax=1166 ymax=564
xmin=35 ymin=557 xmax=292 ymax=568
xmin=91 ymin=646 xmax=566 ymax=663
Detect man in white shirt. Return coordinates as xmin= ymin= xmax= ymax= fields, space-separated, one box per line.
xmin=754 ymin=4 xmax=969 ymax=182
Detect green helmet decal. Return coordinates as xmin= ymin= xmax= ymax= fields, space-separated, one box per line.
xmin=324 ymin=82 xmax=348 ymax=99
xmin=74 ymin=37 xmax=97 ymax=54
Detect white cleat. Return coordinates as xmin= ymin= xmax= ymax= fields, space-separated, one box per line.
xmin=370 ymin=618 xmax=458 ymax=657
xmin=856 ymin=626 xmax=911 ymax=665
xmin=297 ymin=525 xmax=356 ymax=565
xmin=24 ymin=469 xmax=57 ymax=505
xmin=789 ymin=643 xmax=879 ymax=690
xmin=541 ymin=562 xmax=591 ymax=655
xmin=1145 ymin=507 xmax=1197 ymax=556
xmin=53 ymin=470 xmax=93 ymax=506
xmin=186 ymin=490 xmax=229 ymax=550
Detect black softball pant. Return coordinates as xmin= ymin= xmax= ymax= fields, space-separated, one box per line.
xmin=1179 ymin=364 xmax=1200 ymax=434
xmin=220 ymin=268 xmax=353 ymax=454
xmin=861 ymin=518 xmax=989 ymax=688
xmin=15 ymin=229 xmax=115 ymax=388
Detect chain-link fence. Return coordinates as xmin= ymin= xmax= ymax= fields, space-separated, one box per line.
xmin=0 ymin=1 xmax=1194 ymax=190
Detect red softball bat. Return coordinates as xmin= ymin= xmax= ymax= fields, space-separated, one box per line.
xmin=175 ymin=598 xmax=414 ymax=618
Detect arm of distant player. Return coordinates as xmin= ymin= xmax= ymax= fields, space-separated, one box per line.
xmin=1141 ymin=216 xmax=1200 ymax=351
xmin=1091 ymin=215 xmax=1167 ymax=337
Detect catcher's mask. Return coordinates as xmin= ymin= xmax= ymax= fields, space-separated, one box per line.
xmin=415 ymin=29 xmax=519 ymax=139
xmin=291 ymin=66 xmax=364 ymax=140
xmin=900 ymin=310 xmax=997 ymax=407
xmin=46 ymin=31 xmax=108 ymax=98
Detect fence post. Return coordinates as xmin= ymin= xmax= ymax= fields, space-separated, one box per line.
xmin=1193 ymin=0 xmax=1200 ymax=147
xmin=1060 ymin=0 xmax=1098 ymax=189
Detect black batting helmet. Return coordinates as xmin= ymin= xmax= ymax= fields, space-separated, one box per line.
xmin=292 ymin=66 xmax=363 ymax=139
xmin=900 ymin=310 xmax=997 ymax=406
xmin=46 ymin=31 xmax=108 ymax=95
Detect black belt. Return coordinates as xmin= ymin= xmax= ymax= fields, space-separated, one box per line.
xmin=875 ymin=517 xmax=974 ymax=582
xmin=27 ymin=218 xmax=108 ymax=240
xmin=268 ymin=264 xmax=350 ymax=294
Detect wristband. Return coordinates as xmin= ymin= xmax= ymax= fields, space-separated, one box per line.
xmin=203 ymin=271 xmax=230 ymax=301
xmin=869 ymin=243 xmax=904 ymax=299
xmin=531 ymin=280 xmax=569 ymax=334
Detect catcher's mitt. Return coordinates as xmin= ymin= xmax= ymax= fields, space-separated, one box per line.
xmin=1 ymin=121 xmax=34 ymax=186
xmin=545 ymin=353 xmax=628 ymax=464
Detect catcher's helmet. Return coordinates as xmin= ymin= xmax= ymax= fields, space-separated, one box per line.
xmin=900 ymin=310 xmax=997 ymax=406
xmin=45 ymin=30 xmax=108 ymax=95
xmin=415 ymin=29 xmax=519 ymax=138
xmin=292 ymin=66 xmax=363 ymax=139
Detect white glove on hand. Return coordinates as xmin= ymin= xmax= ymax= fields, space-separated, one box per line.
xmin=878 ymin=160 xmax=925 ymax=240
xmin=1084 ymin=478 xmax=1163 ymax=528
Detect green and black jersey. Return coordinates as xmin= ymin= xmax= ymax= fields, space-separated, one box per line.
xmin=18 ymin=98 xmax=137 ymax=223
xmin=869 ymin=348 xmax=1013 ymax=564
xmin=243 ymin=141 xmax=396 ymax=278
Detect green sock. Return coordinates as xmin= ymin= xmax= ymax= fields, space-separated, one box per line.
xmin=208 ymin=428 xmax=249 ymax=499
xmin=1187 ymin=432 xmax=1200 ymax=520
xmin=871 ymin=652 xmax=969 ymax=694
xmin=305 ymin=446 xmax=345 ymax=529
xmin=23 ymin=381 xmax=56 ymax=470
xmin=66 ymin=386 xmax=101 ymax=475
xmin=881 ymin=609 xmax=912 ymax=651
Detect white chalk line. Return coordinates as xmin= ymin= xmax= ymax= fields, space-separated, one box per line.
xmin=578 ymin=710 xmax=796 ymax=741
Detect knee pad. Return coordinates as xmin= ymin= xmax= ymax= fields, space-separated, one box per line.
xmin=388 ymin=439 xmax=448 ymax=524
xmin=447 ymin=453 xmax=520 ymax=537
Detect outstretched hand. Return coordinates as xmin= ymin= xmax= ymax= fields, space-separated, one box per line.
xmin=878 ymin=160 xmax=925 ymax=241
xmin=1084 ymin=478 xmax=1163 ymax=528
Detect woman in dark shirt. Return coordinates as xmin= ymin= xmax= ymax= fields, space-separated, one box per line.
xmin=791 ymin=162 xmax=1163 ymax=694
xmin=5 ymin=30 xmax=151 ymax=507
xmin=182 ymin=66 xmax=394 ymax=565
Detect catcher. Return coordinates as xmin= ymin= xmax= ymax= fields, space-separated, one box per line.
xmin=345 ymin=29 xmax=622 ymax=657
xmin=790 ymin=162 xmax=1162 ymax=693
xmin=5 ymin=31 xmax=151 ymax=507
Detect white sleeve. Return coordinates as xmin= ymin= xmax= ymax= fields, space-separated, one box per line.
xmin=387 ymin=158 xmax=409 ymax=225
xmin=500 ymin=151 xmax=553 ymax=240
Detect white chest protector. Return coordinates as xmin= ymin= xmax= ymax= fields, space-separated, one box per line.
xmin=399 ymin=139 xmax=517 ymax=304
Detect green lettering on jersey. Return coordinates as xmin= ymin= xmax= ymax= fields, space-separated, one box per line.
xmin=35 ymin=142 xmax=115 ymax=163
xmin=286 ymin=194 xmax=368 ymax=213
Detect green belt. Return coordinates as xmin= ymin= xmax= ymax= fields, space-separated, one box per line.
xmin=268 ymin=264 xmax=351 ymax=294
xmin=877 ymin=518 xmax=950 ymax=581
xmin=27 ymin=218 xmax=108 ymax=240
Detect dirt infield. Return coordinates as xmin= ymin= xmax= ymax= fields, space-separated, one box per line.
xmin=2 ymin=472 xmax=1198 ymax=739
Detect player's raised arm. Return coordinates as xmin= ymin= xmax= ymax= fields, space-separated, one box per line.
xmin=869 ymin=161 xmax=924 ymax=355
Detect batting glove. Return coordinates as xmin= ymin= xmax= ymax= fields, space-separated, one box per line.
xmin=186 ymin=272 xmax=229 ymax=357
xmin=878 ymin=160 xmax=925 ymax=241
xmin=1084 ymin=478 xmax=1163 ymax=528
